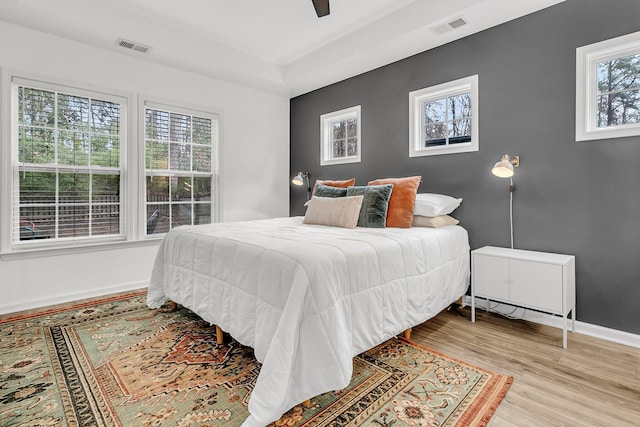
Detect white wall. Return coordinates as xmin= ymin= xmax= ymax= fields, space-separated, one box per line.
xmin=0 ymin=22 xmax=290 ymax=314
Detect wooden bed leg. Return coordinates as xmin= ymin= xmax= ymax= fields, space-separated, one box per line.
xmin=302 ymin=399 xmax=310 ymax=407
xmin=169 ymin=301 xmax=177 ymax=311
xmin=403 ymin=328 xmax=412 ymax=340
xmin=216 ymin=325 xmax=224 ymax=344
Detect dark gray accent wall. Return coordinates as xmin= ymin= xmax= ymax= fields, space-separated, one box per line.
xmin=290 ymin=0 xmax=640 ymax=335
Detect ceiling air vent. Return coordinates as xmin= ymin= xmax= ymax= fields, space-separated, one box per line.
xmin=116 ymin=38 xmax=152 ymax=54
xmin=431 ymin=16 xmax=468 ymax=34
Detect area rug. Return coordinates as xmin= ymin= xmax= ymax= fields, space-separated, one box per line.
xmin=0 ymin=291 xmax=512 ymax=426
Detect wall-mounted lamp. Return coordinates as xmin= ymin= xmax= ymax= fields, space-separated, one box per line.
xmin=292 ymin=171 xmax=311 ymax=201
xmin=491 ymin=154 xmax=520 ymax=249
xmin=491 ymin=154 xmax=520 ymax=178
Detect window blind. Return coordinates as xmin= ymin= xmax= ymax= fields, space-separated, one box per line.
xmin=13 ymin=81 xmax=125 ymax=245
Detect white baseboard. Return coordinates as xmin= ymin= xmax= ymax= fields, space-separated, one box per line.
xmin=462 ymin=296 xmax=640 ymax=349
xmin=0 ymin=281 xmax=148 ymax=316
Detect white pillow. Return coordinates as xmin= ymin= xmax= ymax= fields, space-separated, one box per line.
xmin=413 ymin=193 xmax=462 ymax=217
xmin=303 ymin=195 xmax=364 ymax=229
xmin=412 ymin=215 xmax=460 ymax=228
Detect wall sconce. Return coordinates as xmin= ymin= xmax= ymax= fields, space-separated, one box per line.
xmin=491 ymin=154 xmax=520 ymax=249
xmin=491 ymin=154 xmax=520 ymax=178
xmin=292 ymin=171 xmax=311 ymax=201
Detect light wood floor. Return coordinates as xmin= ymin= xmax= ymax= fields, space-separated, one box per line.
xmin=412 ymin=306 xmax=640 ymax=427
xmin=4 ymin=293 xmax=638 ymax=426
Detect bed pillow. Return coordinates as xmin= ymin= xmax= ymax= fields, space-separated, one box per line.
xmin=414 ymin=193 xmax=463 ymax=217
xmin=345 ymin=184 xmax=393 ymax=228
xmin=314 ymin=183 xmax=348 ymax=198
xmin=412 ymin=215 xmax=460 ymax=228
xmin=368 ymin=176 xmax=421 ymax=228
xmin=312 ymin=178 xmax=356 ymax=195
xmin=303 ymin=195 xmax=364 ymax=229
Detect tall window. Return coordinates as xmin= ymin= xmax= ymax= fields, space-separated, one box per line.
xmin=409 ymin=75 xmax=478 ymax=157
xmin=11 ymin=79 xmax=125 ymax=246
xmin=320 ymin=105 xmax=361 ymax=166
xmin=576 ymin=31 xmax=640 ymax=141
xmin=144 ymin=101 xmax=218 ymax=235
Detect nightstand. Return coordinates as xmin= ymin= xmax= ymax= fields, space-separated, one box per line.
xmin=471 ymin=246 xmax=576 ymax=348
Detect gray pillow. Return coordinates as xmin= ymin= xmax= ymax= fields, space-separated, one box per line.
xmin=315 ymin=183 xmax=348 ymax=198
xmin=346 ymin=184 xmax=393 ymax=227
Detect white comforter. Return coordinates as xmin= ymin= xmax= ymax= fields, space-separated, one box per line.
xmin=147 ymin=217 xmax=470 ymax=426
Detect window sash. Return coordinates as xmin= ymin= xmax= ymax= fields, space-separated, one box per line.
xmin=409 ymin=75 xmax=478 ymax=157
xmin=320 ymin=105 xmax=361 ymax=166
xmin=11 ymin=79 xmax=126 ymax=248
xmin=576 ymin=31 xmax=640 ymax=141
xmin=421 ymin=92 xmax=472 ymax=147
xmin=143 ymin=102 xmax=218 ymax=237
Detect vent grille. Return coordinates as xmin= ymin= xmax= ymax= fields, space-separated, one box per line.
xmin=448 ymin=17 xmax=468 ymax=29
xmin=116 ymin=38 xmax=152 ymax=54
xmin=431 ymin=16 xmax=468 ymax=34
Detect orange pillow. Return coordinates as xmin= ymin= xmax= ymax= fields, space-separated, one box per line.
xmin=312 ymin=178 xmax=356 ymax=195
xmin=368 ymin=176 xmax=421 ymax=228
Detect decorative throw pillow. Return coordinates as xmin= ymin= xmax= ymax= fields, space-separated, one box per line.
xmin=412 ymin=215 xmax=460 ymax=228
xmin=312 ymin=178 xmax=356 ymax=195
xmin=414 ymin=193 xmax=463 ymax=217
xmin=346 ymin=184 xmax=393 ymax=228
xmin=303 ymin=195 xmax=364 ymax=229
xmin=315 ymin=183 xmax=348 ymax=198
xmin=368 ymin=176 xmax=421 ymax=228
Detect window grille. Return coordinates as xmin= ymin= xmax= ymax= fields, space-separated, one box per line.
xmin=144 ymin=102 xmax=218 ymax=235
xmin=12 ymin=79 xmax=125 ymax=246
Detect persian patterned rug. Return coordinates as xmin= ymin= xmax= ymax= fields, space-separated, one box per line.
xmin=0 ymin=291 xmax=512 ymax=426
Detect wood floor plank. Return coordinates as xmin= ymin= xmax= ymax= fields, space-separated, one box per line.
xmin=411 ymin=306 xmax=640 ymax=427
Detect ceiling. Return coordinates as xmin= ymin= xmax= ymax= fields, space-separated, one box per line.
xmin=0 ymin=0 xmax=565 ymax=96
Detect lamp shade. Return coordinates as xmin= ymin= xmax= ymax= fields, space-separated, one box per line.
xmin=492 ymin=159 xmax=514 ymax=178
xmin=292 ymin=171 xmax=308 ymax=186
xmin=491 ymin=154 xmax=519 ymax=178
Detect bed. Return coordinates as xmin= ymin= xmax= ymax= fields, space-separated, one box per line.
xmin=147 ymin=216 xmax=470 ymax=427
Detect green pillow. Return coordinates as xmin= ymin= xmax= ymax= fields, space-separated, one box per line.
xmin=346 ymin=184 xmax=393 ymax=227
xmin=315 ymin=184 xmax=348 ymax=198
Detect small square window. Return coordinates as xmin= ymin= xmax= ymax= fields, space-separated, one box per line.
xmin=409 ymin=75 xmax=478 ymax=157
xmin=576 ymin=31 xmax=640 ymax=141
xmin=320 ymin=106 xmax=361 ymax=166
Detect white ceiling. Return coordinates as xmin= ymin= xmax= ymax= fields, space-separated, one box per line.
xmin=0 ymin=0 xmax=565 ymax=96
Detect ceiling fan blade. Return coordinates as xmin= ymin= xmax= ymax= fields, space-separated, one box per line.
xmin=312 ymin=0 xmax=330 ymax=17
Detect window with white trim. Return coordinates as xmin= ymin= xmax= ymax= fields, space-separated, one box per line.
xmin=143 ymin=101 xmax=218 ymax=236
xmin=320 ymin=105 xmax=361 ymax=166
xmin=10 ymin=78 xmax=125 ymax=247
xmin=409 ymin=75 xmax=478 ymax=157
xmin=576 ymin=31 xmax=640 ymax=141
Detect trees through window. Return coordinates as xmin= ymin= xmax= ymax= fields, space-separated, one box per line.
xmin=409 ymin=75 xmax=478 ymax=157
xmin=596 ymin=53 xmax=640 ymax=128
xmin=144 ymin=102 xmax=218 ymax=235
xmin=576 ymin=31 xmax=640 ymax=141
xmin=14 ymin=81 xmax=124 ymax=244
xmin=320 ymin=106 xmax=361 ymax=166
xmin=3 ymin=75 xmax=221 ymax=253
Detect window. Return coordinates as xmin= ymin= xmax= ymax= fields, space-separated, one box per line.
xmin=409 ymin=75 xmax=478 ymax=157
xmin=143 ymin=101 xmax=219 ymax=236
xmin=320 ymin=105 xmax=361 ymax=166
xmin=9 ymin=77 xmax=125 ymax=248
xmin=576 ymin=31 xmax=640 ymax=141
